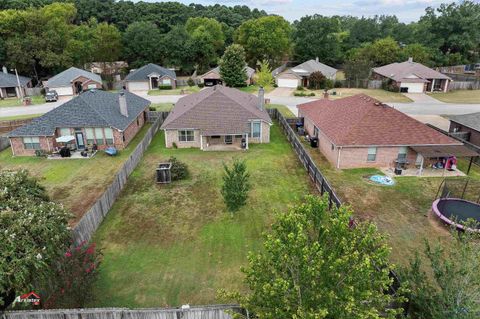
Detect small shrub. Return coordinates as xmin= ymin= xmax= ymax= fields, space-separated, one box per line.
xmin=187 ymin=78 xmax=195 ymax=87
xmin=149 ymin=106 xmax=156 ymax=111
xmin=309 ymin=92 xmax=315 ymax=96
xmin=169 ymin=156 xmax=189 ymax=181
xmin=294 ymin=91 xmax=307 ymax=97
xmin=334 ymin=80 xmax=343 ymax=88
xmin=159 ymin=85 xmax=172 ymax=90
xmin=296 ymin=86 xmax=304 ymax=91
xmin=198 ymin=83 xmax=205 ymax=88
xmin=221 ymin=159 xmax=251 ymax=213
xmin=273 ymin=83 xmax=278 ymax=88
xmin=172 ymin=142 xmax=178 ymax=149
xmin=325 ymin=79 xmax=334 ymax=90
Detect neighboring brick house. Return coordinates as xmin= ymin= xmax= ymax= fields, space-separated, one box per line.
xmin=125 ymin=63 xmax=176 ymax=91
xmin=297 ymin=94 xmax=465 ymax=169
xmin=197 ymin=66 xmax=255 ymax=86
xmin=161 ymin=85 xmax=272 ymax=150
xmin=372 ymin=58 xmax=452 ymax=93
xmin=8 ymin=90 xmax=150 ymax=156
xmin=448 ymin=112 xmax=480 ymax=147
xmin=0 ymin=67 xmax=32 ymax=98
xmin=46 ymin=67 xmax=103 ymax=96
xmin=275 ymin=58 xmax=337 ymax=88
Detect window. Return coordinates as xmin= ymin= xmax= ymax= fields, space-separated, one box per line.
xmin=59 ymin=128 xmax=70 ymax=136
xmin=398 ymin=146 xmax=408 ymax=161
xmin=94 ymin=128 xmax=105 ymax=145
xmin=85 ymin=128 xmax=95 ymax=145
xmin=178 ymin=130 xmax=194 ymax=142
xmin=23 ymin=137 xmax=40 ymax=150
xmin=250 ymin=122 xmax=261 ymax=138
xmin=367 ymin=147 xmax=377 ymax=162
xmin=104 ymin=128 xmax=113 ymax=145
xmin=162 ymin=78 xmax=171 ymax=85
xmin=313 ymin=126 xmax=319 ymax=137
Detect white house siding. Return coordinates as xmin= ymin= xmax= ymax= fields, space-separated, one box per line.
xmin=127 ymin=81 xmax=150 ymax=91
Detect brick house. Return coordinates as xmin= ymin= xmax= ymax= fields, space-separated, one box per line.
xmin=8 ymin=90 xmax=150 ymax=156
xmin=45 ymin=67 xmax=103 ymax=96
xmin=0 ymin=67 xmax=32 ymax=98
xmin=161 ymin=85 xmax=271 ymax=150
xmin=448 ymin=112 xmax=480 ymax=147
xmin=125 ymin=63 xmax=177 ymax=91
xmin=197 ymin=65 xmax=255 ymax=86
xmin=372 ymin=58 xmax=452 ymax=93
xmin=275 ymin=58 xmax=337 ymax=88
xmin=297 ymin=94 xmax=465 ymax=169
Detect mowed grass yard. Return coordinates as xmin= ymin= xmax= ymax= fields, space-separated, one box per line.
xmin=148 ymin=86 xmax=200 ymax=96
xmin=428 ymin=90 xmax=480 ymax=103
xmin=0 ymin=95 xmax=44 ymax=107
xmin=0 ymin=124 xmax=150 ymax=224
xmin=329 ymin=88 xmax=413 ymax=103
xmin=90 ymin=125 xmax=314 ymax=307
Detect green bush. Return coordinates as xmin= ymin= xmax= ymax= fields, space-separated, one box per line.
xmin=309 ymin=92 xmax=315 ymax=96
xmin=159 ymin=85 xmax=172 ymax=90
xmin=273 ymin=83 xmax=278 ymax=88
xmin=294 ymin=91 xmax=308 ymax=97
xmin=198 ymin=83 xmax=205 ymax=88
xmin=221 ymin=159 xmax=251 ymax=213
xmin=296 ymin=86 xmax=304 ymax=91
xmin=334 ymin=80 xmax=343 ymax=88
xmin=169 ymin=156 xmax=189 ymax=181
xmin=172 ymin=142 xmax=178 ymax=149
xmin=149 ymin=106 xmax=156 ymax=111
xmin=187 ymin=78 xmax=195 ymax=87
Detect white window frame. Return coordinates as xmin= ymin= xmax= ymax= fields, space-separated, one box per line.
xmin=250 ymin=121 xmax=261 ymax=139
xmin=94 ymin=128 xmax=105 ymax=145
xmin=23 ymin=137 xmax=41 ymax=150
xmin=85 ymin=128 xmax=95 ymax=145
xmin=367 ymin=147 xmax=377 ymax=162
xmin=178 ymin=130 xmax=195 ymax=142
xmin=398 ymin=146 xmax=408 ymax=161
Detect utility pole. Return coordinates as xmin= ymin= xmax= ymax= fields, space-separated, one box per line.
xmin=12 ymin=68 xmax=23 ymax=99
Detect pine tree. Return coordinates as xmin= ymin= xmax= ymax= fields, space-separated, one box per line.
xmin=219 ymin=44 xmax=248 ymax=87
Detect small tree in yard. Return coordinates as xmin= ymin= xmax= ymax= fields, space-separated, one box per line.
xmin=220 ymin=195 xmax=403 ymax=319
xmin=221 ymin=159 xmax=251 ymax=213
xmin=169 ymin=156 xmax=189 ymax=181
xmin=255 ymin=59 xmax=274 ymax=88
xmin=219 ymin=44 xmax=248 ymax=87
xmin=308 ymin=71 xmax=327 ymax=89
xmin=402 ymin=224 xmax=480 ymax=319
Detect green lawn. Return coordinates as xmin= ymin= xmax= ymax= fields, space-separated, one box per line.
xmin=0 ymin=124 xmax=150 ymax=224
xmin=266 ymin=104 xmax=295 ymax=117
xmin=238 ymin=85 xmax=274 ymax=94
xmin=148 ymin=86 xmax=200 ymax=96
xmin=90 ymin=125 xmax=314 ymax=307
xmin=0 ymin=95 xmax=44 ymax=107
xmin=428 ymin=90 xmax=480 ymax=103
xmin=150 ymin=103 xmax=174 ymax=112
xmin=0 ymin=113 xmax=42 ymax=121
xmin=327 ymin=88 xmax=413 ymax=103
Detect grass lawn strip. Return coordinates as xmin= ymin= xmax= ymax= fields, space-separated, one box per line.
xmin=0 ymin=95 xmax=45 ymax=107
xmin=428 ymin=90 xmax=480 ymax=104
xmin=148 ymin=87 xmax=200 ymax=96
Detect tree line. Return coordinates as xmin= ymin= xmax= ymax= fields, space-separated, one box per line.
xmin=0 ymin=0 xmax=479 ymax=83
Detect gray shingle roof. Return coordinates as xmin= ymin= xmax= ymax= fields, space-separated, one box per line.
xmin=161 ymin=85 xmax=271 ymax=135
xmin=8 ymin=90 xmax=150 ymax=137
xmin=0 ymin=72 xmax=31 ymax=88
xmin=373 ymin=60 xmax=451 ymax=82
xmin=291 ymin=59 xmax=337 ymax=78
xmin=448 ymin=112 xmax=480 ymax=132
xmin=201 ymin=66 xmax=255 ymax=79
xmin=125 ymin=63 xmax=176 ymax=81
xmin=47 ymin=67 xmax=102 ymax=88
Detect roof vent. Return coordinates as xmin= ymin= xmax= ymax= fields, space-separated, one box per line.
xmin=119 ymin=92 xmax=128 ymax=117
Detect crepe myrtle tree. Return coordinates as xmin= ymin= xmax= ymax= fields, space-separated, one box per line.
xmin=220 ymin=195 xmax=404 ymax=319
xmin=0 ymin=170 xmax=72 ymax=308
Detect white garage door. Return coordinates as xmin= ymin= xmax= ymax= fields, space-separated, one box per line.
xmin=400 ymin=83 xmax=424 ymax=93
xmin=127 ymin=81 xmax=149 ymax=91
xmin=51 ymin=86 xmax=73 ymax=96
xmin=277 ymin=78 xmax=299 ymax=88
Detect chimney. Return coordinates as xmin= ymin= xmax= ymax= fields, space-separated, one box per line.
xmin=323 ymin=90 xmax=329 ymax=99
xmin=2 ymin=66 xmax=7 ymax=74
xmin=315 ymin=57 xmax=319 ymax=63
xmin=408 ymin=57 xmax=413 ymax=63
xmin=258 ymin=86 xmax=265 ymax=111
xmin=119 ymin=92 xmax=128 ymax=117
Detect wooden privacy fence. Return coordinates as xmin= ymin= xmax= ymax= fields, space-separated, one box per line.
xmin=2 ymin=305 xmax=243 ymax=319
xmin=267 ymin=108 xmax=342 ymax=208
xmin=72 ymin=112 xmax=169 ymax=245
xmin=0 ymin=118 xmax=33 ymax=133
xmin=449 ymin=81 xmax=480 ymax=90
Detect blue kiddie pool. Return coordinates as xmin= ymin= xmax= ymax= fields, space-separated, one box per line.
xmin=105 ymin=147 xmax=118 ymax=156
xmin=369 ymin=174 xmax=395 ymax=186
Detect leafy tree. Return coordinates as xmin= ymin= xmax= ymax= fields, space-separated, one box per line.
xmin=186 ymin=17 xmax=225 ymax=73
xmin=0 ymin=170 xmax=71 ymax=307
xmin=235 ymin=16 xmax=292 ymax=66
xmin=363 ymin=37 xmax=401 ymax=66
xmin=255 ymin=59 xmax=273 ymax=88
xmin=222 ymin=195 xmax=402 ymax=319
xmin=122 ymin=21 xmax=164 ymax=68
xmin=168 ymin=156 xmax=189 ymax=181
xmin=163 ymin=25 xmax=195 ymax=73
xmin=293 ymin=15 xmax=344 ymax=65
xmin=219 ymin=44 xmax=247 ymax=87
xmin=221 ymin=159 xmax=251 ymax=213
xmin=91 ymin=21 xmax=121 ymax=63
xmin=344 ymin=52 xmax=373 ymax=86
xmin=308 ymin=71 xmax=326 ymax=90
xmin=400 ymin=43 xmax=433 ymax=65
xmin=402 ymin=225 xmax=480 ymax=319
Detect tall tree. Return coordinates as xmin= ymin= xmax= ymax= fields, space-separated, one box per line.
xmin=400 ymin=43 xmax=433 ymax=65
xmin=222 ymin=195 xmax=402 ymax=319
xmin=235 ymin=16 xmax=292 ymax=66
xmin=219 ymin=44 xmax=247 ymax=87
xmin=255 ymin=59 xmax=273 ymax=88
xmin=122 ymin=21 xmax=164 ymax=68
xmin=91 ymin=21 xmax=121 ymax=63
xmin=163 ymin=25 xmax=195 ymax=73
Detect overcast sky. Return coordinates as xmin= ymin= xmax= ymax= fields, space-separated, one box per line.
xmin=137 ymin=0 xmax=449 ymax=22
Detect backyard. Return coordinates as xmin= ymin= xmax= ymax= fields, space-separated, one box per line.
xmin=90 ymin=125 xmax=314 ymax=307
xmin=0 ymin=124 xmax=150 ymax=224
xmin=428 ymin=90 xmax=480 ymax=103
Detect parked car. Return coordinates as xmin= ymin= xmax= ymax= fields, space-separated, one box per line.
xmin=45 ymin=90 xmax=58 ymax=102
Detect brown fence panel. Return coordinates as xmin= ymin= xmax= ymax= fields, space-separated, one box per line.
xmin=0 ymin=118 xmax=33 ymax=133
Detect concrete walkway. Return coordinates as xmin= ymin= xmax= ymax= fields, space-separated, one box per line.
xmin=402 ymin=93 xmax=443 ymax=104
xmin=267 ymin=87 xmax=294 ymax=97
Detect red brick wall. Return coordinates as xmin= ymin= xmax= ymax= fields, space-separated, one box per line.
xmin=113 ymin=110 xmax=147 ymax=149
xmin=449 ymin=121 xmax=480 ymax=147
xmin=10 ymin=136 xmax=54 ymax=156
xmin=301 ymin=111 xmax=339 ymax=166
xmin=337 ymin=146 xmax=417 ymax=169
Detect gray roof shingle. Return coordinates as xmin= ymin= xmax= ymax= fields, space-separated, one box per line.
xmin=0 ymin=72 xmax=31 ymax=88
xmin=47 ymin=67 xmax=102 ymax=87
xmin=373 ymin=60 xmax=451 ymax=82
xmin=448 ymin=112 xmax=480 ymax=132
xmin=200 ymin=66 xmax=255 ymax=79
xmin=161 ymin=85 xmax=271 ymax=135
xmin=125 ymin=63 xmax=176 ymax=81
xmin=291 ymin=59 xmax=337 ymax=78
xmin=8 ymin=90 xmax=150 ymax=137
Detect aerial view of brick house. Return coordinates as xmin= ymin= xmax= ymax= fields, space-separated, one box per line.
xmin=8 ymin=90 xmax=150 ymax=156
xmin=161 ymin=85 xmax=271 ymax=150
xmin=45 ymin=67 xmax=103 ymax=96
xmin=372 ymin=58 xmax=452 ymax=93
xmin=275 ymin=58 xmax=337 ymax=88
xmin=125 ymin=63 xmax=177 ymax=91
xmin=0 ymin=67 xmax=32 ymax=98
xmin=197 ymin=65 xmax=256 ymax=86
xmin=297 ymin=94 xmax=470 ymax=170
